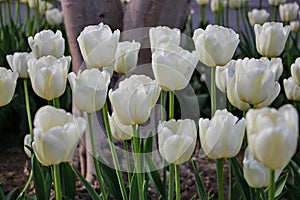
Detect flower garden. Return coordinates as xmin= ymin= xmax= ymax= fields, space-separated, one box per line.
xmin=1 ymin=0 xmax=300 ymax=199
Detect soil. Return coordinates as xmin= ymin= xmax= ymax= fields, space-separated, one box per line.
xmin=0 ymin=142 xmax=232 ymax=200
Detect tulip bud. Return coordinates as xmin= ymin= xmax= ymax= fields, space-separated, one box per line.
xmin=152 ymin=44 xmax=199 ymax=91
xmin=246 ymin=104 xmax=299 ymax=169
xmin=46 ymin=8 xmax=63 ymax=26
xmin=195 ymin=0 xmax=209 ymax=6
xmin=110 ymin=112 xmax=133 ymax=140
xmin=38 ymin=1 xmax=53 ymax=16
xmin=215 ymin=60 xmax=236 ymax=93
xmin=28 ymin=29 xmax=65 ymax=59
xmin=6 ymin=52 xmax=34 ymax=78
xmin=158 ymin=119 xmax=197 ymax=165
xmin=0 ymin=67 xmax=18 ymax=106
xmin=290 ymin=21 xmax=300 ymax=33
xmin=23 ymin=134 xmax=32 ymax=158
xmin=279 ymin=2 xmax=299 ymax=23
xmin=32 ymin=106 xmax=86 ymax=166
xmin=248 ymin=9 xmax=270 ymax=26
xmin=267 ymin=0 xmax=286 ymax=6
xmin=254 ymin=22 xmax=290 ymax=58
xmin=68 ymin=69 xmax=110 ymax=113
xmin=291 ymin=58 xmax=300 ymax=85
xmin=228 ymin=0 xmax=242 ymax=9
xmin=283 ymin=77 xmax=300 ymax=101
xmin=193 ymin=25 xmax=239 ymax=67
xmin=199 ymin=109 xmax=245 ymax=159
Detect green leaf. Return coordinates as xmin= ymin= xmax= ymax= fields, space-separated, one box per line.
xmin=31 ymin=155 xmax=47 ymax=200
xmin=60 ymin=163 xmax=76 ymax=200
xmin=71 ymin=165 xmax=101 ymax=200
xmin=192 ymin=160 xmax=208 ymax=200
xmin=5 ymin=187 xmax=20 ymax=200
xmin=0 ymin=183 xmax=5 ymax=200
xmin=129 ymin=173 xmax=139 ymax=200
xmin=143 ymin=135 xmax=153 ymax=153
xmin=264 ymin=172 xmax=288 ymax=199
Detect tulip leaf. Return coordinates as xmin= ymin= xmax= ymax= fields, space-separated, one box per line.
xmin=0 ymin=183 xmax=4 ymax=200
xmin=192 ymin=160 xmax=208 ymax=200
xmin=129 ymin=173 xmax=139 ymax=200
xmin=71 ymin=165 xmax=101 ymax=200
xmin=5 ymin=187 xmax=20 ymax=200
xmin=264 ymin=172 xmax=288 ymax=199
xmin=31 ymin=155 xmax=48 ymax=200
xmin=60 ymin=162 xmax=76 ymax=200
xmin=143 ymin=134 xmax=153 ymax=153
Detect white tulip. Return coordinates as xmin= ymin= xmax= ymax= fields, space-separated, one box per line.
xmin=28 ymin=56 xmax=71 ymax=100
xmin=215 ymin=60 xmax=236 ymax=93
xmin=68 ymin=69 xmax=110 ymax=113
xmin=158 ymin=119 xmax=197 ymax=165
xmin=283 ymin=77 xmax=300 ymax=101
xmin=267 ymin=0 xmax=286 ymax=6
xmin=113 ymin=41 xmax=140 ymax=74
xmin=109 ymin=75 xmax=161 ymax=125
xmin=6 ymin=52 xmax=34 ymax=78
xmin=46 ymin=8 xmax=63 ymax=26
xmin=32 ymin=106 xmax=86 ymax=166
xmin=110 ymin=112 xmax=133 ymax=140
xmin=23 ymin=134 xmax=32 ymax=158
xmin=291 ymin=58 xmax=300 ymax=85
xmin=199 ymin=109 xmax=245 ymax=159
xmin=38 ymin=1 xmax=53 ymax=16
xmin=229 ymin=0 xmax=242 ymax=9
xmin=195 ymin=0 xmax=209 ymax=6
xmin=248 ymin=9 xmax=270 ymax=26
xmin=211 ymin=0 xmax=221 ymax=13
xmin=246 ymin=104 xmax=299 ymax=169
xmin=193 ymin=25 xmax=239 ymax=67
xmin=0 ymin=67 xmax=18 ymax=106
xmin=152 ymin=44 xmax=199 ymax=91
xmin=77 ymin=23 xmax=120 ymax=68
xmin=254 ymin=22 xmax=290 ymax=58
xmin=28 ymin=29 xmax=65 ymax=59
xmin=279 ymin=2 xmax=299 ymax=22
xmin=290 ymin=21 xmax=300 ymax=33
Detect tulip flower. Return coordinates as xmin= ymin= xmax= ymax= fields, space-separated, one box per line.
xmin=243 ymin=148 xmax=283 ymax=188
xmin=0 ymin=67 xmax=18 ymax=106
xmin=38 ymin=1 xmax=53 ymax=16
xmin=109 ymin=75 xmax=161 ymax=125
xmin=246 ymin=104 xmax=299 ymax=169
xmin=149 ymin=26 xmax=180 ymax=53
xmin=46 ymin=8 xmax=63 ymax=26
xmin=267 ymin=0 xmax=286 ymax=6
xmin=290 ymin=21 xmax=300 ymax=33
xmin=199 ymin=109 xmax=245 ymax=159
xmin=6 ymin=52 xmax=34 ymax=78
xmin=23 ymin=134 xmax=32 ymax=158
xmin=110 ymin=112 xmax=133 ymax=140
xmin=77 ymin=22 xmax=120 ymax=68
xmin=215 ymin=60 xmax=236 ymax=93
xmin=228 ymin=0 xmax=242 ymax=9
xmin=195 ymin=0 xmax=209 ymax=6
xmin=291 ymin=58 xmax=300 ymax=85
xmin=158 ymin=119 xmax=197 ymax=165
xmin=193 ymin=25 xmax=239 ymax=67
xmin=283 ymin=77 xmax=300 ymax=101
xmin=226 ymin=57 xmax=281 ymax=111
xmin=113 ymin=41 xmax=141 ymax=74
xmin=279 ymin=2 xmax=299 ymax=22
xmin=28 ymin=55 xmax=71 ymax=100
xmin=210 ymin=0 xmax=222 ymax=13
xmin=32 ymin=105 xmax=86 ymax=166
xmin=68 ymin=69 xmax=110 ymax=113
xmin=28 ymin=29 xmax=65 ymax=59
xmin=248 ymin=9 xmax=270 ymax=26
xmin=152 ymin=44 xmax=199 ymax=91
xmin=254 ymin=22 xmax=290 ymax=58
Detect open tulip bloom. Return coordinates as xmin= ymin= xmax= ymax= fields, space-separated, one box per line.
xmin=0 ymin=67 xmax=18 ymax=106
xmin=6 ymin=52 xmax=34 ymax=78
xmin=284 ymin=57 xmax=300 ymax=101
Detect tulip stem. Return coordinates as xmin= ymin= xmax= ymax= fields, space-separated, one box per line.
xmin=87 ymin=113 xmax=107 ymax=199
xmin=272 ymin=6 xmax=278 ymax=22
xmin=124 ymin=140 xmax=131 ymax=185
xmin=211 ymin=67 xmax=217 ymax=117
xmin=23 ymin=79 xmax=33 ymax=141
xmin=216 ymin=158 xmax=224 ymax=200
xmin=200 ymin=5 xmax=206 ymax=23
xmin=132 ymin=124 xmax=144 ymax=200
xmin=169 ymin=91 xmax=174 ymax=120
xmin=259 ymin=0 xmax=262 ymax=9
xmin=53 ymin=98 xmax=60 ymax=108
xmin=161 ymin=91 xmax=166 ymax=121
xmin=102 ymin=102 xmax=128 ymax=200
xmin=175 ymin=164 xmax=181 ymax=200
xmin=236 ymin=9 xmax=240 ymax=35
xmin=168 ymin=164 xmax=175 ymax=200
xmin=52 ymin=164 xmax=62 ymax=200
xmin=268 ymin=169 xmax=275 ymax=200
xmin=18 ymin=169 xmax=33 ymax=198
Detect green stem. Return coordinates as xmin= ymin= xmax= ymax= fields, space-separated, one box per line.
xmin=87 ymin=113 xmax=107 ymax=199
xmin=236 ymin=9 xmax=240 ymax=34
xmin=168 ymin=164 xmax=175 ymax=200
xmin=7 ymin=0 xmax=13 ymax=30
xmin=102 ymin=102 xmax=128 ymax=200
xmin=259 ymin=0 xmax=262 ymax=9
xmin=217 ymin=0 xmax=223 ymax=25
xmin=23 ymin=79 xmax=33 ymax=141
xmin=225 ymin=3 xmax=229 ymax=27
xmin=200 ymin=5 xmax=206 ymax=23
xmin=268 ymin=169 xmax=275 ymax=200
xmin=286 ymin=36 xmax=291 ymax=71
xmin=18 ymin=169 xmax=33 ymax=198
xmin=132 ymin=124 xmax=144 ymax=200
xmin=169 ymin=91 xmax=174 ymax=120
xmin=272 ymin=6 xmax=278 ymax=22
xmin=256 ymin=188 xmax=263 ymax=200
xmin=216 ymin=158 xmax=224 ymax=200
xmin=15 ymin=0 xmax=21 ymax=26
xmin=52 ymin=164 xmax=62 ymax=200
xmin=161 ymin=91 xmax=166 ymax=121
xmin=211 ymin=67 xmax=216 ymax=117
xmin=24 ymin=3 xmax=30 ymax=33
xmin=53 ymin=98 xmax=60 ymax=108
xmin=124 ymin=140 xmax=131 ymax=185
xmin=175 ymin=165 xmax=180 ymax=200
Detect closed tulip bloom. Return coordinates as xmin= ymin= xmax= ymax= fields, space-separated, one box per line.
xmin=269 ymin=57 xmax=283 ymax=81
xmin=283 ymin=77 xmax=300 ymax=101
xmin=46 ymin=8 xmax=63 ymax=26
xmin=68 ymin=69 xmax=110 ymax=113
xmin=28 ymin=0 xmax=39 ymax=8
xmin=216 ymin=60 xmax=236 ymax=93
xmin=248 ymin=9 xmax=270 ymax=26
xmin=267 ymin=0 xmax=286 ymax=6
xmin=0 ymin=67 xmax=18 ymax=106
xmin=290 ymin=21 xmax=300 ymax=33
xmin=243 ymin=148 xmax=282 ymax=188
xmin=229 ymin=0 xmax=242 ymax=9
xmin=28 ymin=29 xmax=65 ymax=59
xmin=211 ymin=0 xmax=220 ymax=13
xmin=158 ymin=119 xmax=197 ymax=165
xmin=246 ymin=104 xmax=299 ymax=169
xmin=109 ymin=75 xmax=161 ymax=125
xmin=110 ymin=112 xmax=133 ymax=140
xmin=199 ymin=109 xmax=245 ymax=159
xmin=254 ymin=22 xmax=290 ymax=58
xmin=38 ymin=1 xmax=53 ymax=16
xmin=23 ymin=134 xmax=32 ymax=158
xmin=77 ymin=23 xmax=120 ymax=68
xmin=195 ymin=0 xmax=209 ymax=6
xmin=152 ymin=44 xmax=199 ymax=91
xmin=227 ymin=57 xmax=280 ymax=111
xmin=193 ymin=25 xmax=239 ymax=67
xmin=113 ymin=41 xmax=140 ymax=74
xmin=149 ymin=26 xmax=180 ymax=53
xmin=291 ymin=58 xmax=300 ymax=85
xmin=28 ymin=55 xmax=71 ymax=100
xmin=279 ymin=2 xmax=299 ymax=22
xmin=6 ymin=52 xmax=34 ymax=78
xmin=32 ymin=106 xmax=86 ymax=166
